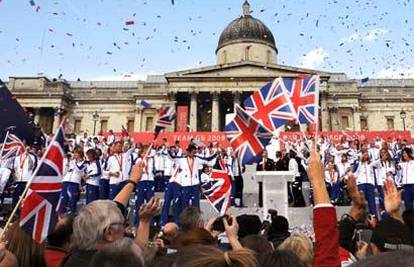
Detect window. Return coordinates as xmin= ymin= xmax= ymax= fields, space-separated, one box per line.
xmin=145 ymin=117 xmax=153 ymax=132
xmin=74 ymin=119 xmax=82 ymax=134
xmin=360 ymin=117 xmax=368 ymax=130
xmin=386 ymin=117 xmax=395 ymax=130
xmin=221 ymin=50 xmax=227 ymax=64
xmin=244 ymin=46 xmax=251 ymax=61
xmin=341 ymin=116 xmax=349 ymax=130
xmin=127 ymin=120 xmax=134 ymax=132
xmin=100 ymin=120 xmax=108 ymax=133
xmin=266 ymin=50 xmax=272 ymax=64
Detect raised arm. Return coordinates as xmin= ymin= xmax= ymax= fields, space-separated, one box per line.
xmin=384 ymin=178 xmax=403 ymax=223
xmin=308 ymin=148 xmax=340 ymax=267
xmin=113 ymin=161 xmax=143 ymax=207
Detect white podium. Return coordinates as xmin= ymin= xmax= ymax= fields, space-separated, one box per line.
xmin=255 ymin=171 xmax=295 ymax=221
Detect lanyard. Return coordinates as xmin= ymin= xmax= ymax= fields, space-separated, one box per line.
xmin=329 ymin=168 xmax=334 ymax=184
xmin=187 ymin=157 xmax=195 ymax=179
xmin=19 ymin=154 xmax=27 ymax=180
xmin=19 ymin=154 xmax=27 ymax=170
xmin=115 ymin=154 xmax=123 ymax=169
xmin=143 ymin=158 xmax=148 ymax=173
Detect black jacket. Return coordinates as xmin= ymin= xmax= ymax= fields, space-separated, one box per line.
xmin=256 ymin=158 xmax=275 ymax=171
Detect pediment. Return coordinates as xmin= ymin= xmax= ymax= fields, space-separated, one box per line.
xmin=164 ymin=61 xmax=332 ymax=80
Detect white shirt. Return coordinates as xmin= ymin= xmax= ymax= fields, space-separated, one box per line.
xmin=288 ymin=158 xmax=300 ymax=178
xmin=173 ymin=156 xmax=212 ymax=187
xmin=63 ymin=159 xmax=86 ymax=184
xmin=354 ymin=162 xmax=376 ymax=185
xmin=14 ymin=153 xmax=36 ymax=182
xmin=107 ymin=148 xmax=134 ymax=184
xmin=85 ymin=160 xmax=102 ymax=186
xmin=398 ymin=160 xmax=414 ymax=185
xmin=324 ymin=168 xmax=339 ymax=184
xmin=163 ymin=156 xmax=174 ymax=177
xmin=137 ymin=157 xmax=155 ymax=182
xmin=0 ymin=157 xmax=14 ymax=170
xmin=337 ymin=162 xmax=351 ymax=180
xmin=374 ymin=160 xmax=395 ymax=186
xmin=154 ymin=152 xmax=165 ymax=172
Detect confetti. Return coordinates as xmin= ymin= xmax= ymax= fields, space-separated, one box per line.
xmin=125 ymin=20 xmax=134 ymax=26
xmin=29 ymin=0 xmax=35 ymax=6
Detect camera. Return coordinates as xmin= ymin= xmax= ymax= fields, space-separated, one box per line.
xmin=212 ymin=214 xmax=232 ymax=232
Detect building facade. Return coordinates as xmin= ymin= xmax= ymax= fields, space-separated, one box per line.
xmin=6 ymin=1 xmax=414 ymax=135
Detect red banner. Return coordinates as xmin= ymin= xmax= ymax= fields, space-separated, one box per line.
xmin=176 ymin=106 xmax=188 ymax=132
xmin=280 ymin=131 xmax=412 ymax=143
xmin=105 ymin=130 xmax=411 ymax=149
xmin=106 ymin=131 xmax=228 ymax=148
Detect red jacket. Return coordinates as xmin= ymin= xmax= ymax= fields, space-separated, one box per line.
xmin=313 ymin=205 xmax=341 ymax=267
xmin=44 ymin=246 xmax=67 ymax=267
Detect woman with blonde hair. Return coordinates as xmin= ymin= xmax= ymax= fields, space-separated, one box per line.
xmin=278 ymin=234 xmax=313 ymax=267
xmin=175 ymin=244 xmax=258 ymax=267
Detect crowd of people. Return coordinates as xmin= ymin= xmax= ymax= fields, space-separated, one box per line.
xmin=272 ymin=134 xmax=414 ymax=219
xmin=0 ymin=130 xmax=414 ymax=266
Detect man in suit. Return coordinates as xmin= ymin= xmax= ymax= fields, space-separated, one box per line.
xmin=256 ymin=150 xmax=275 ymax=207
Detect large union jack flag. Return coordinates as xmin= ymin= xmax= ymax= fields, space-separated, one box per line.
xmin=19 ymin=123 xmax=65 ymax=244
xmin=1 ymin=133 xmax=25 ymax=160
xmin=281 ymin=75 xmax=319 ymax=125
xmin=225 ymin=105 xmax=273 ymax=165
xmin=154 ymin=105 xmax=176 ymax=138
xmin=244 ymin=78 xmax=296 ymax=132
xmin=201 ymin=160 xmax=231 ymax=215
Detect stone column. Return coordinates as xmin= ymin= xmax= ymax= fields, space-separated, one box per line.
xmin=52 ymin=109 xmax=61 ymax=133
xmin=189 ymin=92 xmax=198 ymax=132
xmin=34 ymin=108 xmax=40 ymax=124
xmin=233 ymin=92 xmax=241 ymax=109
xmin=320 ymin=93 xmax=330 ymax=131
xmin=353 ymin=107 xmax=361 ymax=131
xmin=134 ymin=107 xmax=142 ymax=132
xmin=211 ymin=92 xmax=220 ymax=131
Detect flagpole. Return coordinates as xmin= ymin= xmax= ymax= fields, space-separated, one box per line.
xmin=0 ymin=131 xmax=10 ymax=163
xmin=314 ymin=76 xmax=321 ymax=152
xmin=0 ymin=117 xmax=66 ymax=241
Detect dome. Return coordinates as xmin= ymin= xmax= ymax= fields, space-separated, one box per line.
xmin=216 ymin=1 xmax=277 ymax=53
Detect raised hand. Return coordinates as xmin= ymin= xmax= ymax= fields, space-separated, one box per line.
xmin=130 ymin=161 xmax=143 ymax=183
xmin=307 ymin=148 xmax=330 ymax=205
xmin=139 ymin=197 xmax=161 ymax=222
xmin=383 ymin=179 xmax=403 ymax=222
xmin=347 ymin=174 xmax=367 ymax=222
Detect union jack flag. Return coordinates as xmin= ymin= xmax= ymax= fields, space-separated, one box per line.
xmin=1 ymin=133 xmax=25 ymax=161
xmin=201 ymin=162 xmax=231 ymax=215
xmin=154 ymin=105 xmax=176 ymax=138
xmin=281 ymin=75 xmax=319 ymax=125
xmin=19 ymin=122 xmax=65 ymax=244
xmin=225 ymin=105 xmax=273 ymax=165
xmin=244 ymin=78 xmax=296 ymax=132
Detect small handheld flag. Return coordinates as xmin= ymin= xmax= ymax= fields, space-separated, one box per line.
xmin=281 ymin=75 xmax=319 ymax=125
xmin=0 ymin=133 xmax=25 ymax=161
xmin=244 ymin=78 xmax=296 ymax=132
xmin=19 ymin=120 xmax=66 ymax=243
xmin=225 ymin=105 xmax=273 ymax=165
xmin=201 ymin=161 xmax=232 ymax=215
xmin=154 ymin=105 xmax=176 ymax=139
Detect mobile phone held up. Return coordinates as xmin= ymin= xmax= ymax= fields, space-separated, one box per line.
xmin=212 ymin=214 xmax=233 ymax=232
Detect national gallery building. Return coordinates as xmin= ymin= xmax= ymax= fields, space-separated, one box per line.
xmin=6 ymin=1 xmax=414 ymax=135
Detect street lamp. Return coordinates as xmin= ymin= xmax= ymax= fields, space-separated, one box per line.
xmin=400 ymin=110 xmax=407 ymax=131
xmin=92 ymin=111 xmax=99 ymax=136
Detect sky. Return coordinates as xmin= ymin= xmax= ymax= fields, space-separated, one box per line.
xmin=0 ymin=0 xmax=413 ymax=81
